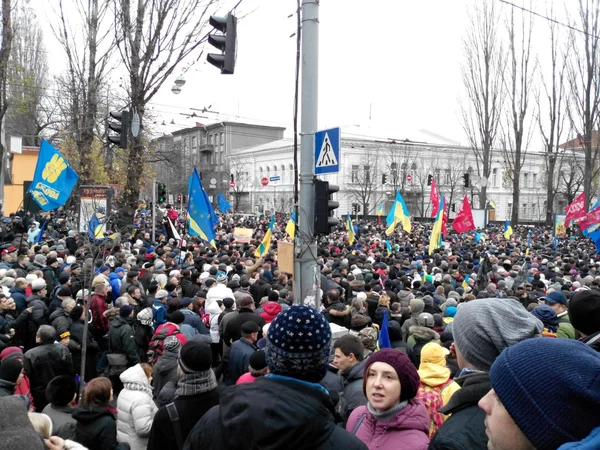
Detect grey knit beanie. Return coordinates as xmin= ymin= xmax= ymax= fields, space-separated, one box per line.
xmin=453 ymin=298 xmax=543 ymax=371
xmin=0 ymin=396 xmax=45 ymax=449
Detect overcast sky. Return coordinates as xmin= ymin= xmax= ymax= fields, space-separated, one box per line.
xmin=39 ymin=0 xmax=574 ymax=147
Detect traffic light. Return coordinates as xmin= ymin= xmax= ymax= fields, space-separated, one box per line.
xmin=314 ymin=179 xmax=340 ymax=235
xmin=107 ymin=110 xmax=130 ymax=149
xmin=177 ymin=194 xmax=182 ymax=203
xmin=427 ymin=174 xmax=433 ymax=186
xmin=207 ymin=14 xmax=237 ymax=74
xmin=183 ymin=195 xmax=188 ymax=204
xmin=463 ymin=173 xmax=470 ymax=188
xmin=157 ymin=183 xmax=167 ymax=203
xmin=451 ymin=203 xmax=456 ymax=212
xmin=382 ymin=173 xmax=388 ymax=184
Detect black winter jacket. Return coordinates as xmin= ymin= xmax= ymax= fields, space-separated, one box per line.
xmin=72 ymin=405 xmax=130 ymax=450
xmin=50 ymin=307 xmax=72 ymax=335
xmin=222 ymin=308 xmax=265 ymax=346
xmin=428 ymin=371 xmax=491 ymax=450
xmin=182 ymin=376 xmax=368 ymax=450
xmin=324 ymin=301 xmax=352 ymax=328
xmin=107 ymin=316 xmax=139 ymax=367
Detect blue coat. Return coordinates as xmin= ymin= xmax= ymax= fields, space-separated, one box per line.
xmin=109 ymin=272 xmax=123 ymax=304
xmin=181 ymin=309 xmax=209 ymax=335
xmin=228 ymin=338 xmax=257 ymax=384
xmin=9 ymin=286 xmax=27 ymax=313
xmin=152 ymin=301 xmax=167 ymax=330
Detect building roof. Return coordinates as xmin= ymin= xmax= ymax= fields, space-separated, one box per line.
xmin=559 ymin=132 xmax=600 ymax=151
xmin=170 ymin=121 xmax=285 ymax=137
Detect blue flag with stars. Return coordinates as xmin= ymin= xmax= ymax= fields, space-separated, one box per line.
xmin=217 ymin=192 xmax=231 ymax=213
xmin=187 ymin=168 xmax=216 ymax=245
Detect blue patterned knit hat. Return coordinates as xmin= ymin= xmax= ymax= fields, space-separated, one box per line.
xmin=265 ymin=304 xmax=332 ymax=383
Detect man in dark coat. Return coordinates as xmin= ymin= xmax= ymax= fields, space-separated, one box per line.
xmin=228 ymin=321 xmax=259 ymax=384
xmin=148 ymin=341 xmax=220 ymax=450
xmin=332 ymin=334 xmax=368 ymax=421
xmin=429 ymin=299 xmax=543 ymax=450
xmin=249 ymin=276 xmax=271 ymax=306
xmin=107 ymin=306 xmax=139 ymax=394
xmin=183 ymin=305 xmax=367 ymax=450
xmin=323 ymin=289 xmax=351 ymax=328
xmin=69 ymin=306 xmax=98 ymax=381
xmin=23 ymin=325 xmax=73 ymax=411
xmin=223 ymin=297 xmax=265 ymax=347
xmin=9 ymin=278 xmax=27 ymax=313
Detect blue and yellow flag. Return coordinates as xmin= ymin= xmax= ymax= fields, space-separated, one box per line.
xmin=385 ymin=240 xmax=393 ymax=256
xmin=429 ymin=194 xmax=445 ymax=255
xmin=87 ymin=213 xmax=104 ymax=241
xmin=462 ymin=274 xmax=470 ymax=290
xmin=187 ymin=168 xmax=216 ymax=246
xmin=28 ymin=139 xmax=79 ymax=211
xmin=378 ymin=310 xmax=391 ymax=349
xmin=346 ymin=213 xmax=355 ymax=245
xmin=504 ymin=220 xmax=513 ymax=239
xmin=488 ymin=199 xmax=496 ymax=209
xmin=385 ymin=191 xmax=411 ymax=235
xmin=34 ymin=221 xmax=47 ymax=244
xmin=217 ymin=192 xmax=231 ymax=213
xmin=377 ymin=204 xmax=384 ymax=216
xmin=255 ymin=215 xmax=275 ymax=257
xmin=285 ymin=210 xmax=297 ymax=239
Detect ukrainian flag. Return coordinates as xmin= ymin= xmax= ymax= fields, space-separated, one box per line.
xmin=504 ymin=220 xmax=513 ymax=239
xmin=285 ymin=210 xmax=297 ymax=239
xmin=377 ymin=204 xmax=384 ymax=216
xmin=385 ymin=191 xmax=411 ymax=235
xmin=88 ymin=213 xmax=104 ymax=241
xmin=346 ymin=213 xmax=355 ymax=245
xmin=462 ymin=274 xmax=470 ymax=290
xmin=429 ymin=194 xmax=445 ymax=255
xmin=488 ymin=199 xmax=496 ymax=209
xmin=385 ymin=240 xmax=392 ymax=256
xmin=187 ymin=168 xmax=216 ymax=246
xmin=255 ymin=215 xmax=275 ymax=257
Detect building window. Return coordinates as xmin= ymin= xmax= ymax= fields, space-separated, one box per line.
xmin=523 ymin=173 xmax=528 ymax=188
xmin=351 ymin=165 xmax=359 ymax=183
xmin=220 ymin=132 xmax=225 ymax=147
xmin=522 ymin=203 xmax=527 ymax=217
xmin=532 ymin=173 xmax=537 ymax=188
xmin=364 ymin=165 xmax=371 ymax=184
xmin=391 ymin=163 xmax=398 ymax=184
xmin=492 ymin=168 xmax=498 ymax=187
xmin=444 ymin=169 xmax=451 ymax=185
xmin=508 ymin=203 xmax=512 ymax=218
xmin=191 ymin=136 xmax=197 ymax=149
xmin=209 ymin=134 xmax=213 ymax=145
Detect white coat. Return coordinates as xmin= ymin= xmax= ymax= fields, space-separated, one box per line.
xmin=117 ymin=364 xmax=158 ymax=450
xmin=205 ymin=298 xmax=223 ymax=344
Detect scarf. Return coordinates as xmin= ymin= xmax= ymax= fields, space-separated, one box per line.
xmin=123 ymin=381 xmax=153 ymax=397
xmin=367 ymin=400 xmax=408 ymax=422
xmin=175 ymin=370 xmax=217 ymax=397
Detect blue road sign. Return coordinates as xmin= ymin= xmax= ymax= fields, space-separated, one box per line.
xmin=270 ymin=176 xmax=281 ymax=182
xmin=314 ymin=127 xmax=340 ymax=174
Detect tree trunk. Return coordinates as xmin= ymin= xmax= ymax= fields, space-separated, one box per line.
xmin=0 ymin=0 xmax=12 ymax=206
xmin=546 ymin=153 xmax=555 ymax=225
xmin=511 ymin=171 xmax=520 ymax=224
xmin=479 ymin=185 xmax=487 ymax=210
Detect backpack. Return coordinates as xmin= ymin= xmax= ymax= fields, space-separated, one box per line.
xmin=147 ymin=327 xmax=181 ymax=364
xmin=416 ymin=383 xmax=445 ymax=438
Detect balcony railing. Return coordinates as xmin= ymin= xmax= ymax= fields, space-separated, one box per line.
xmin=199 ymin=144 xmax=215 ymax=153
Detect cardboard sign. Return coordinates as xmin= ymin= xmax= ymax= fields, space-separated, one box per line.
xmin=277 ymin=241 xmax=294 ymax=276
xmin=233 ymin=227 xmax=253 ymax=243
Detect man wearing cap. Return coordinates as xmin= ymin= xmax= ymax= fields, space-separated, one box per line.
xmin=109 ymin=267 xmax=126 ymax=303
xmin=479 ymin=338 xmax=600 ymax=450
xmin=148 ymin=341 xmax=220 ymax=450
xmin=42 ymin=257 xmax=60 ymax=300
xmin=543 ymin=291 xmax=576 ymax=339
xmin=49 ymin=298 xmax=76 ymax=337
xmin=24 ymin=278 xmax=49 ymax=349
xmin=152 ymin=290 xmax=169 ymax=330
xmin=228 ymin=321 xmax=259 ymax=384
xmin=429 ymin=298 xmax=543 ymax=450
xmin=223 ymin=297 xmax=265 ymax=348
xmin=0 ymin=246 xmax=17 ymax=270
xmin=120 ymin=270 xmax=143 ymax=297
xmin=185 ymin=305 xmax=368 ymax=450
xmin=180 ymin=297 xmax=209 ymax=335
xmin=568 ymin=290 xmax=600 ymax=351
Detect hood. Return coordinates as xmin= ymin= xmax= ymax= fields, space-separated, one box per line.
xmin=205 ymin=299 xmax=222 ymax=316
xmin=408 ymin=326 xmax=440 ymax=342
xmin=155 ymin=351 xmax=179 ymax=374
xmin=342 ymin=358 xmax=366 ymax=384
xmin=111 ymin=316 xmax=130 ymax=329
xmin=72 ymin=405 xmax=115 ymax=423
xmin=216 ymin=376 xmax=339 ymax=449
xmin=349 ymin=280 xmax=365 ymax=290
xmin=262 ymin=302 xmax=282 ymax=317
xmin=372 ymin=399 xmax=430 ymax=435
xmin=9 ymin=286 xmax=23 ymax=294
xmin=120 ymin=364 xmax=148 ymax=385
xmin=108 ymin=272 xmax=121 ymax=281
xmin=328 ymin=304 xmax=351 ymax=317
xmin=49 ymin=308 xmax=66 ymax=321
xmin=418 ymin=362 xmax=451 ymax=387
xmin=104 ymin=307 xmax=119 ymax=320
xmin=25 ymin=294 xmax=42 ymax=305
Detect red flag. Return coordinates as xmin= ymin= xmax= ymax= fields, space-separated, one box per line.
xmin=565 ymin=192 xmax=587 ymax=226
xmin=442 ymin=206 xmax=448 ymax=237
xmin=452 ymin=195 xmax=476 ymax=233
xmin=430 ymin=179 xmax=440 ymax=218
xmin=578 ymin=205 xmax=600 ymax=231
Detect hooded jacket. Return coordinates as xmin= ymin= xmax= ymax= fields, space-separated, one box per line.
xmin=108 ymin=316 xmax=139 ymax=367
xmin=418 ymin=361 xmax=461 ymax=408
xmin=206 ymin=299 xmax=223 ymax=344
xmin=346 ymin=400 xmax=430 ymax=450
xmin=9 ymin=286 xmax=27 ymax=313
xmin=72 ymin=404 xmax=129 ymax=450
xmin=109 ymin=273 xmax=123 ymax=304
xmin=338 ymin=358 xmax=368 ymax=420
xmin=258 ymin=301 xmax=282 ymax=323
xmin=117 ymin=365 xmax=157 ymax=450
xmin=50 ymin=307 xmax=72 ymax=336
xmin=151 ymin=350 xmax=179 ymax=398
xmin=324 ymin=301 xmax=352 ymax=328
xmin=183 ymin=375 xmax=368 ymax=450
xmin=407 ymin=327 xmax=440 ymax=367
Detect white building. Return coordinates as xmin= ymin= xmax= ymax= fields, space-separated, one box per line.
xmin=228 ymin=133 xmax=583 ymax=223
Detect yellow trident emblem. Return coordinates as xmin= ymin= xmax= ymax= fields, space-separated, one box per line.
xmin=42 ymin=153 xmax=67 ymax=183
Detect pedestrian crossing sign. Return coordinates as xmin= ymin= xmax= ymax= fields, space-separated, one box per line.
xmin=314 ymin=127 xmax=340 ymax=174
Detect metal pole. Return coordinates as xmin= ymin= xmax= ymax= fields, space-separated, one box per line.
xmin=293 ymin=0 xmax=319 ymax=307
xmin=152 ymin=180 xmax=156 ymax=243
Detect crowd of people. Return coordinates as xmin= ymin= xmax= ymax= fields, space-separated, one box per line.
xmin=0 ymin=206 xmax=598 ymax=450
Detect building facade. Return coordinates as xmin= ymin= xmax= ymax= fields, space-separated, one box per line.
xmin=228 ymin=136 xmax=584 ymax=223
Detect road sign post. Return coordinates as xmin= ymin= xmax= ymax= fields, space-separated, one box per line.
xmin=261 ymin=177 xmax=268 ymax=187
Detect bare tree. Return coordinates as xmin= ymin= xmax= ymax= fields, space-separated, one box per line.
xmin=500 ymin=4 xmax=536 ymax=225
xmin=381 ymin=142 xmax=418 ymax=195
xmin=0 ymin=0 xmax=13 ymax=204
xmin=112 ymin=0 xmax=226 ymax=214
xmin=567 ymin=0 xmax=600 ymax=206
xmin=229 ymin=156 xmax=250 ymax=211
xmin=441 ymin=153 xmax=470 ymax=217
xmin=536 ymin=5 xmax=568 ymax=225
xmin=460 ymin=0 xmax=505 ymax=209
xmin=558 ymin=151 xmax=585 ymax=203
xmin=346 ymin=151 xmax=385 ymax=218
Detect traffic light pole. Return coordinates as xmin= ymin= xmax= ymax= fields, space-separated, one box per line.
xmin=293 ymin=0 xmax=320 ymax=308
xmin=152 ymin=180 xmax=156 ymax=244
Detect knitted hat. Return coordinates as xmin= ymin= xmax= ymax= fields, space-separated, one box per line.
xmin=0 ymin=396 xmax=45 ymax=449
xmin=164 ymin=335 xmax=181 ymax=353
xmin=0 ymin=347 xmax=22 ymax=361
xmin=179 ymin=341 xmax=212 ymax=373
xmin=445 ymin=306 xmax=457 ymax=318
xmin=45 ymin=375 xmax=77 ymax=407
xmin=137 ymin=307 xmax=153 ymax=326
xmin=410 ymin=298 xmax=425 ymax=315
xmin=180 ymin=297 xmax=193 ymax=308
xmin=265 ymin=305 xmax=332 ymax=383
xmin=222 ymin=297 xmax=234 ymax=309
xmin=453 ymin=298 xmax=543 ymax=371
xmin=57 ymin=286 xmax=72 ymax=297
xmin=0 ymin=357 xmax=22 ymax=383
xmin=69 ymin=305 xmax=84 ymax=321
xmin=31 ymin=278 xmax=46 ymax=292
xmin=363 ymin=349 xmax=420 ymax=402
xmin=170 ymin=310 xmax=185 ymax=325
xmin=119 ymin=305 xmax=134 ymax=317
xmin=490 ymin=338 xmax=600 ymax=450
xmin=568 ymin=290 xmax=600 ymax=336
xmin=58 ymin=272 xmax=71 ymax=284
xmin=46 ymin=257 xmax=58 ymax=266
xmin=249 ymin=350 xmax=267 ymax=371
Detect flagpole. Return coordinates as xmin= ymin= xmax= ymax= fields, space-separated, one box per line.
xmin=151 ymin=179 xmax=156 ymax=243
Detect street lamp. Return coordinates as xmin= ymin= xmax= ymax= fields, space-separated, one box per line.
xmin=171 ymin=84 xmax=182 ymax=94
xmin=174 ymin=75 xmax=186 ymax=87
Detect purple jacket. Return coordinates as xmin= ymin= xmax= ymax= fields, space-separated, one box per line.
xmin=346 ymin=400 xmax=430 ymax=450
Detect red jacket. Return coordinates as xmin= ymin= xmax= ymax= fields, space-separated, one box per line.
xmin=259 ymin=302 xmax=282 ymax=324
xmin=155 ymin=322 xmax=188 ymax=347
xmin=90 ymin=294 xmax=110 ymax=333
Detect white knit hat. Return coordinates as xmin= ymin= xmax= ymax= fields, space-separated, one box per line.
xmin=31 ymin=279 xmax=47 ymax=292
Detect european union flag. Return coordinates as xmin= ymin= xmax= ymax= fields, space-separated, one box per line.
xmin=217 ymin=192 xmax=232 ymax=213
xmin=589 ymin=229 xmax=600 ymax=253
xmin=187 ymin=168 xmax=216 ymax=245
xmin=378 ymin=310 xmax=391 ymax=349
xmin=34 ymin=221 xmax=47 ymax=244
xmin=28 ymin=139 xmax=79 ymax=211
